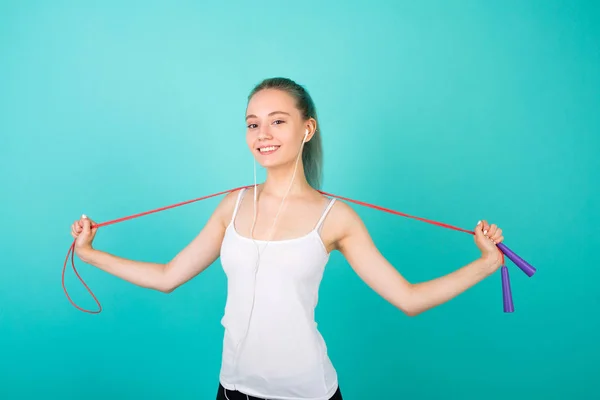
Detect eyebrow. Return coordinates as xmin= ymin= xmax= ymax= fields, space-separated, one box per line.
xmin=245 ymin=111 xmax=291 ymax=120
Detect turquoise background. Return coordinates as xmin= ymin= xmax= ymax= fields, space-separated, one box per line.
xmin=1 ymin=1 xmax=599 ymax=399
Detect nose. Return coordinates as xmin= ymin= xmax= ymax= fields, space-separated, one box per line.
xmin=257 ymin=126 xmax=272 ymax=141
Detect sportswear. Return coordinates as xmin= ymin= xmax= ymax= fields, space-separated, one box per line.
xmin=218 ymin=188 xmax=339 ymax=400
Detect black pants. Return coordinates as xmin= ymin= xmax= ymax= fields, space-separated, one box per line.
xmin=216 ymin=383 xmax=343 ymax=400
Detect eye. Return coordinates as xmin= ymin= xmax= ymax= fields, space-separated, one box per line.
xmin=273 ymin=119 xmax=285 ymax=125
xmin=247 ymin=123 xmax=258 ymax=129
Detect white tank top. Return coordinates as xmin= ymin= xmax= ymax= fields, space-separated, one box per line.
xmin=218 ymin=188 xmax=339 ymax=400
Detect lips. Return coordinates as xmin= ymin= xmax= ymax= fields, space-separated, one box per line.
xmin=257 ymin=145 xmax=280 ymax=155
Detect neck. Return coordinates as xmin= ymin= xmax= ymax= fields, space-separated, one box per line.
xmin=260 ymin=163 xmax=311 ymax=198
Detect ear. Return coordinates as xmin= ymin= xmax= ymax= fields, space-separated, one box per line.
xmin=303 ymin=120 xmax=317 ymax=143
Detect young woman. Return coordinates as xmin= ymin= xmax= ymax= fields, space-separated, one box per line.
xmin=70 ymin=77 xmax=505 ymax=400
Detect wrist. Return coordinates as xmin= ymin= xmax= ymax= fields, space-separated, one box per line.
xmin=76 ymin=246 xmax=96 ymax=263
xmin=478 ymin=255 xmax=501 ymax=275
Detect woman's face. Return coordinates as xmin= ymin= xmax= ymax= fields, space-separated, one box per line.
xmin=245 ymin=89 xmax=307 ymax=169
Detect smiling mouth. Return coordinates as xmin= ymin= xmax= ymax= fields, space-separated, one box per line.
xmin=257 ymin=145 xmax=280 ymax=155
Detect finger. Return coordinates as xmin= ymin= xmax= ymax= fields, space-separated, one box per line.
xmin=81 ymin=214 xmax=91 ymax=233
xmin=491 ymin=228 xmax=503 ymax=242
xmin=71 ymin=225 xmax=78 ymax=237
xmin=86 ymin=217 xmax=98 ymax=233
xmin=81 ymin=214 xmax=96 ymax=225
xmin=487 ymin=224 xmax=498 ymax=238
xmin=474 ymin=220 xmax=485 ymax=239
xmin=481 ymin=220 xmax=490 ymax=236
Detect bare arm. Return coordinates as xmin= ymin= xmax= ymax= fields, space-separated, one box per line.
xmin=77 ymin=247 xmax=170 ymax=292
xmin=73 ymin=190 xmax=239 ymax=293
xmin=333 ymin=202 xmax=504 ymax=316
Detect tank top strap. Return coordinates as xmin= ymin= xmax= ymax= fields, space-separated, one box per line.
xmin=230 ymin=187 xmax=248 ymax=225
xmin=314 ymin=197 xmax=336 ymax=233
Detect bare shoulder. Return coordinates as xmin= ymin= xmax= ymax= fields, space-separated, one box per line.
xmin=321 ymin=197 xmax=368 ymax=252
xmin=328 ymin=198 xmax=362 ymax=226
xmin=211 ymin=187 xmax=246 ymax=228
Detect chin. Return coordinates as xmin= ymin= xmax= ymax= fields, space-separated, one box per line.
xmin=256 ymin=157 xmax=282 ymax=168
xmin=255 ymin=155 xmax=294 ymax=170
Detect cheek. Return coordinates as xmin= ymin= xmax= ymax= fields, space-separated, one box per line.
xmin=245 ymin=132 xmax=254 ymax=149
xmin=283 ymin=132 xmax=303 ymax=149
xmin=277 ymin=128 xmax=299 ymax=144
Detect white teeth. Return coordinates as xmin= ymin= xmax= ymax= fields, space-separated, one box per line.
xmin=259 ymin=146 xmax=278 ymax=152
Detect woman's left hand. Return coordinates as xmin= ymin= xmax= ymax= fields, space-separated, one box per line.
xmin=474 ymin=220 xmax=504 ymax=271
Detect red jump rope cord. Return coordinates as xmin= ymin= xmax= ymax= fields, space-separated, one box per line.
xmin=63 ymin=185 xmax=503 ymax=313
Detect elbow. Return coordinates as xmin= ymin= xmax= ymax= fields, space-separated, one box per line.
xmin=158 ymin=286 xmax=175 ymax=294
xmin=404 ymin=308 xmax=422 ymax=317
xmin=154 ymin=267 xmax=177 ymax=293
xmin=399 ymin=304 xmax=421 ymax=317
xmin=156 ymin=281 xmax=178 ymax=293
xmin=395 ymin=300 xmax=421 ymax=317
xmin=398 ymin=286 xmax=423 ymax=317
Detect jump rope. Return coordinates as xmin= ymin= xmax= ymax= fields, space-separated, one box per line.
xmin=63 ymin=130 xmax=536 ymax=318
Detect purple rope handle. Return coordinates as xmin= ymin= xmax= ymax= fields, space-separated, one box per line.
xmin=496 ymin=243 xmax=536 ymax=313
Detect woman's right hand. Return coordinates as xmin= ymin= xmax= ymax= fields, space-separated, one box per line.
xmin=71 ymin=214 xmax=98 ymax=258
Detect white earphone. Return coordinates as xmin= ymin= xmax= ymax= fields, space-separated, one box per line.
xmin=233 ymin=126 xmax=310 ymax=380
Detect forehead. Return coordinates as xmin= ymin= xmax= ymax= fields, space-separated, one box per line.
xmin=246 ymin=89 xmax=298 ymax=118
